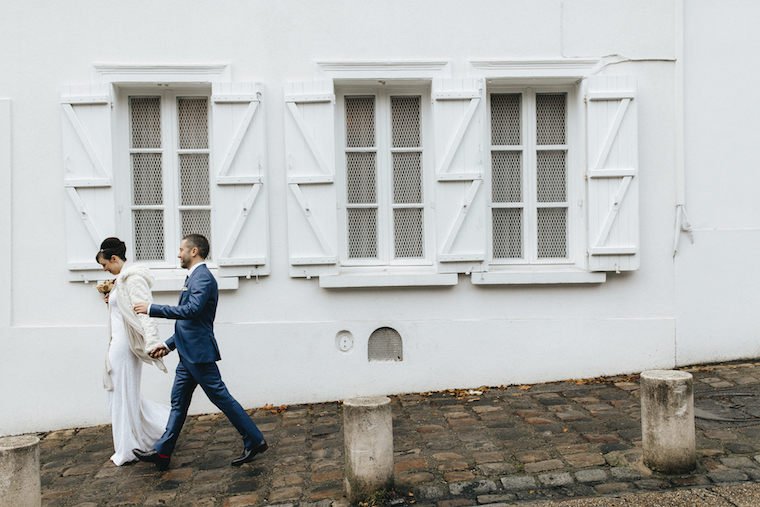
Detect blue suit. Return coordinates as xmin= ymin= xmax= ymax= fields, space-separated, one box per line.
xmin=151 ymin=263 xmax=264 ymax=455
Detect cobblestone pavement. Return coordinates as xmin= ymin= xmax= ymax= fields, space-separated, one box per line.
xmin=37 ymin=360 xmax=760 ymax=506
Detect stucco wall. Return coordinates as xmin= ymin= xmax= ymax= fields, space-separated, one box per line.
xmin=0 ymin=0 xmax=701 ymax=436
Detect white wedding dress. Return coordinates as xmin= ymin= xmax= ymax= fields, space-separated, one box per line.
xmin=107 ymin=288 xmax=169 ymax=465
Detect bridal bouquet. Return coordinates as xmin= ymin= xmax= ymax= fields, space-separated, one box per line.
xmin=96 ymin=279 xmax=114 ymax=296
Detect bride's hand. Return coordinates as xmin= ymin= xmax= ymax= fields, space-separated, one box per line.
xmin=103 ymin=293 xmax=110 ymax=304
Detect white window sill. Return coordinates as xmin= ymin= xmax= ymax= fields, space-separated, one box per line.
xmin=319 ymin=270 xmax=458 ymax=288
xmin=69 ymin=267 xmax=239 ymax=291
xmin=471 ymin=269 xmax=605 ymax=285
xmin=152 ymin=275 xmax=239 ymax=292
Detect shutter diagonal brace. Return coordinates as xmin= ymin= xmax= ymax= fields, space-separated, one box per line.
xmin=591 ymin=175 xmax=632 ymax=251
xmin=218 ymin=183 xmax=262 ymax=264
xmin=61 ymin=103 xmax=110 ymax=184
xmin=65 ymin=187 xmax=102 ymax=246
xmin=590 ymin=98 xmax=630 ymax=172
xmin=286 ymin=101 xmax=332 ymax=177
xmin=441 ymin=179 xmax=482 ymax=256
xmin=289 ymin=183 xmax=333 ymax=256
xmin=436 ymin=96 xmax=480 ymax=178
xmin=215 ymin=98 xmax=259 ymax=182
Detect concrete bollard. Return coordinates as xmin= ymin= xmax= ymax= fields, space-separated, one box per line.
xmin=0 ymin=435 xmax=41 ymax=507
xmin=640 ymin=370 xmax=696 ymax=474
xmin=343 ymin=396 xmax=394 ymax=502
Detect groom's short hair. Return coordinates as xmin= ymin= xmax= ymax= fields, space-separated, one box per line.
xmin=183 ymin=234 xmax=210 ymax=259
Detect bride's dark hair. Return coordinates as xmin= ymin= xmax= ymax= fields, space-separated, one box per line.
xmin=96 ymin=237 xmax=127 ymax=262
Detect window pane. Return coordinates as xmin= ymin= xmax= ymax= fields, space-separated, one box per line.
xmin=346 ymin=153 xmax=376 ymax=204
xmin=345 ymin=96 xmax=375 ymax=148
xmin=491 ymin=93 xmax=521 ymax=145
xmin=133 ymin=210 xmax=164 ymax=261
xmin=492 ymin=208 xmax=522 ymax=259
xmin=537 ymin=207 xmax=567 ymax=258
xmin=177 ymin=97 xmax=209 ymax=149
xmin=181 ymin=210 xmax=212 ymax=258
xmin=491 ymin=151 xmax=521 ymax=203
xmin=129 ymin=97 xmax=161 ymax=149
xmin=536 ymin=93 xmax=566 ymax=145
xmin=347 ymin=208 xmax=378 ymax=258
xmin=391 ymin=96 xmax=421 ymax=148
xmin=179 ymin=154 xmax=210 ymax=206
xmin=131 ymin=153 xmax=163 ymax=205
xmin=536 ymin=151 xmax=566 ymax=202
xmin=393 ymin=152 xmax=422 ymax=204
xmin=394 ymin=208 xmax=424 ymax=258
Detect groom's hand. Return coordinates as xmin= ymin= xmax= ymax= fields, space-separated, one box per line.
xmin=149 ymin=345 xmax=169 ymax=358
xmin=133 ymin=302 xmax=149 ymax=315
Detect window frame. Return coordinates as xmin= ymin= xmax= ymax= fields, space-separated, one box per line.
xmin=485 ymin=83 xmax=584 ymax=269
xmin=335 ymin=84 xmax=434 ymax=268
xmin=114 ymin=86 xmax=214 ymax=270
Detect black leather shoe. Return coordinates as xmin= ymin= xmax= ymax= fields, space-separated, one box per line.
xmin=133 ymin=448 xmax=171 ymax=471
xmin=231 ymin=441 xmax=268 ymax=467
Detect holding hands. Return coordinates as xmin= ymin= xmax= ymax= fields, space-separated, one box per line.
xmin=149 ymin=345 xmax=170 ymax=359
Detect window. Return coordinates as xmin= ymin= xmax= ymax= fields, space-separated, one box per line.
xmin=126 ymin=91 xmax=212 ymax=264
xmin=489 ymin=88 xmax=572 ymax=264
xmin=338 ymin=88 xmax=430 ymax=266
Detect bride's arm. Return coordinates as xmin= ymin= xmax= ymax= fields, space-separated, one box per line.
xmin=126 ymin=275 xmax=161 ymax=352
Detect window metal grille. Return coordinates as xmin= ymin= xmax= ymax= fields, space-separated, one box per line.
xmin=492 ymin=208 xmax=522 ymax=259
xmin=491 ymin=93 xmax=521 ymax=145
xmin=345 ymin=96 xmax=378 ymax=259
xmin=133 ymin=210 xmax=165 ymax=261
xmin=391 ymin=96 xmax=421 ymax=148
xmin=179 ymin=154 xmax=210 ymax=206
xmin=536 ymin=93 xmax=566 ymax=145
xmin=394 ymin=208 xmax=424 ymax=258
xmin=343 ymin=92 xmax=425 ymax=263
xmin=130 ymin=97 xmax=161 ymax=149
xmin=346 ymin=152 xmax=377 ymax=204
xmin=490 ymin=90 xmax=569 ymax=263
xmin=536 ymin=151 xmax=566 ymax=202
xmin=177 ymin=97 xmax=209 ymax=149
xmin=131 ymin=153 xmax=163 ymax=206
xmin=537 ymin=208 xmax=567 ymax=258
xmin=346 ymin=96 xmax=375 ymax=148
xmin=181 ymin=210 xmax=212 ymax=247
xmin=368 ymin=327 xmax=403 ymax=362
xmin=128 ymin=93 xmax=211 ymax=264
xmin=347 ymin=208 xmax=378 ymax=258
xmin=391 ymin=95 xmax=423 ymax=259
xmin=491 ymin=151 xmax=521 ymax=203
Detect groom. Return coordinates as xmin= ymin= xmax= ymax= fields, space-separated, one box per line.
xmin=132 ymin=233 xmax=267 ymax=470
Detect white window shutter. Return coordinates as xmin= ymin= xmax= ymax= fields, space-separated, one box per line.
xmin=211 ymin=82 xmax=270 ymax=277
xmin=284 ymin=80 xmax=338 ymax=277
xmin=61 ymin=84 xmax=115 ymax=281
xmin=585 ymin=76 xmax=639 ymax=272
xmin=432 ymin=78 xmax=487 ymax=273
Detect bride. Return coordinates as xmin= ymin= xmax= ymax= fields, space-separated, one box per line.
xmin=96 ymin=237 xmax=169 ymax=465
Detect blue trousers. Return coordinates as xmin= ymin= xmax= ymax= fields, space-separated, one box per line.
xmin=154 ymin=358 xmax=264 ymax=456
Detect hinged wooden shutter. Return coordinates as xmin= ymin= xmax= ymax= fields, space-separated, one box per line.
xmin=432 ymin=78 xmax=487 ymax=273
xmin=211 ymin=82 xmax=270 ymax=277
xmin=284 ymin=80 xmax=338 ymax=277
xmin=585 ymin=75 xmax=639 ymax=272
xmin=61 ymin=84 xmax=115 ymax=281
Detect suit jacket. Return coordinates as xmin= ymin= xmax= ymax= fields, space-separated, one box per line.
xmin=150 ymin=263 xmax=221 ymax=364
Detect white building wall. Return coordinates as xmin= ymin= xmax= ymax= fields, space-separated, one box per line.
xmin=675 ymin=0 xmax=760 ymax=365
xmin=0 ymin=0 xmax=712 ymax=436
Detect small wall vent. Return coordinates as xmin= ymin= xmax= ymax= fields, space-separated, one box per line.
xmin=368 ymin=327 xmax=403 ymax=362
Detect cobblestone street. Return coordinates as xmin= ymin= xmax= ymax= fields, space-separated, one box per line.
xmin=37 ymin=361 xmax=760 ymax=506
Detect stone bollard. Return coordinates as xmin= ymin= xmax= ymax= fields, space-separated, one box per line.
xmin=640 ymin=370 xmax=696 ymax=474
xmin=343 ymin=396 xmax=394 ymax=502
xmin=0 ymin=435 xmax=41 ymax=507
